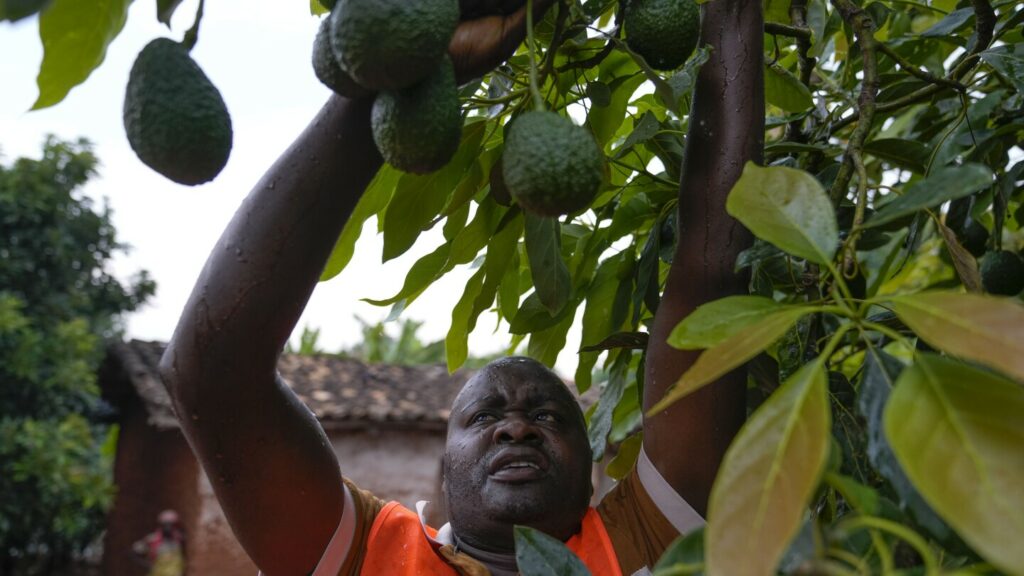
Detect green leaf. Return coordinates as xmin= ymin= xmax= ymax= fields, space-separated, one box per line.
xmin=320 ymin=167 xmax=399 ymax=281
xmin=668 ymin=296 xmax=799 ymax=350
xmin=587 ymin=352 xmax=630 ymax=459
xmin=514 ymin=525 xmax=592 ymax=576
xmin=921 ymin=7 xmax=973 ymax=37
xmin=32 ymin=0 xmax=131 ymax=110
xmin=858 ymin=348 xmax=952 ymax=540
xmin=863 ymin=138 xmax=930 ymax=174
xmin=726 ymin=163 xmax=838 ymax=265
xmin=362 ymin=243 xmax=451 ymax=307
xmin=614 ymin=111 xmax=660 ymax=159
xmin=654 ymin=528 xmax=705 ymax=576
xmin=524 ymin=215 xmax=571 ymax=315
xmin=824 ymin=473 xmax=879 ymax=515
xmin=576 ymin=255 xmax=626 ymax=391
xmin=509 ymin=293 xmax=569 ymax=334
xmin=381 ymin=122 xmax=484 ymax=261
xmin=865 ymin=163 xmax=994 ymax=228
xmin=889 ymin=292 xmax=1024 ymax=383
xmin=527 ymin=309 xmax=576 ymax=368
xmin=885 ymin=355 xmax=1024 ymax=575
xmin=586 ymin=80 xmax=612 ymax=107
xmin=650 ymin=306 xmax=811 ymax=414
xmin=706 ymin=359 xmax=831 ymax=576
xmin=157 ymin=0 xmax=185 ymax=25
xmin=309 ymin=0 xmax=330 ymax=16
xmin=765 ymin=63 xmax=813 ymax=113
xmin=588 ymin=62 xmax=645 ymax=146
xmin=763 ymin=0 xmax=790 ymax=23
xmin=980 ymin=44 xmax=1024 ymax=95
xmin=605 ymin=432 xmax=643 ymax=481
xmin=471 ymin=212 xmax=523 ymax=322
xmin=445 ymin=267 xmax=486 ymax=372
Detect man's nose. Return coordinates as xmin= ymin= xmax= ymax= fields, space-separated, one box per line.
xmin=493 ymin=414 xmax=540 ymax=444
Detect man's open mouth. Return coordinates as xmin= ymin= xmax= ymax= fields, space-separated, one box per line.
xmin=488 ymin=450 xmax=549 ymax=483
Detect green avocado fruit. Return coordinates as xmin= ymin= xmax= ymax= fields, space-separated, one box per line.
xmin=958 ymin=218 xmax=989 ymax=257
xmin=0 ymin=0 xmax=52 ymax=22
xmin=313 ymin=17 xmax=371 ymax=99
xmin=123 ymin=38 xmax=233 ymax=186
xmin=502 ymin=111 xmax=603 ymax=217
xmin=980 ymin=250 xmax=1024 ymax=296
xmin=331 ymin=0 xmax=459 ymax=91
xmin=371 ymin=57 xmax=462 ymax=174
xmin=625 ymin=0 xmax=701 ymax=71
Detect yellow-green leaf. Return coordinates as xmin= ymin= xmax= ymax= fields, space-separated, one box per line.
xmin=309 ymin=0 xmax=330 ymax=16
xmin=885 ymin=355 xmax=1024 ymax=575
xmin=889 ymin=292 xmax=1024 ymax=383
xmin=765 ymin=63 xmax=812 ymax=113
xmin=707 ymin=359 xmax=831 ymax=576
xmin=649 ymin=306 xmax=810 ymax=414
xmin=33 ymin=0 xmax=130 ymax=110
xmin=726 ymin=163 xmax=838 ymax=265
xmin=669 ymin=295 xmax=804 ymax=350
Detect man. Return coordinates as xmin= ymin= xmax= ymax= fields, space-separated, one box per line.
xmin=159 ymin=0 xmax=762 ymax=574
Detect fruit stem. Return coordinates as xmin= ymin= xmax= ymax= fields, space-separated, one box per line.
xmin=526 ymin=0 xmax=545 ymax=111
xmin=182 ymin=0 xmax=205 ymax=51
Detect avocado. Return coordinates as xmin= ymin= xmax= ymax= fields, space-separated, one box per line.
xmin=958 ymin=218 xmax=989 ymax=257
xmin=625 ymin=0 xmax=701 ymax=70
xmin=312 ymin=17 xmax=371 ymax=99
xmin=331 ymin=0 xmax=459 ymax=91
xmin=980 ymin=250 xmax=1024 ymax=296
xmin=123 ymin=38 xmax=232 ymax=186
xmin=502 ymin=111 xmax=603 ymax=217
xmin=1 ymin=0 xmax=52 ymax=22
xmin=371 ymin=57 xmax=462 ymax=174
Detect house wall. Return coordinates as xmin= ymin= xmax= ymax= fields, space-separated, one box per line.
xmin=329 ymin=428 xmax=449 ymax=526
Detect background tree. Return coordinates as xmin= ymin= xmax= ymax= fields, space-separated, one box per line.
xmin=288 ymin=318 xmax=501 ymax=368
xmin=7 ymin=0 xmax=1024 ymax=573
xmin=0 ymin=138 xmax=155 ymax=574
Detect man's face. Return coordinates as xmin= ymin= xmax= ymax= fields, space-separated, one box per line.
xmin=443 ymin=358 xmax=593 ymax=551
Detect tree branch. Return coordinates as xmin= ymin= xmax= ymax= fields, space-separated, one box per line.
xmin=829 ymin=0 xmax=995 ymax=134
xmin=765 ymin=21 xmax=812 ymax=40
xmin=829 ymin=0 xmax=879 ymax=206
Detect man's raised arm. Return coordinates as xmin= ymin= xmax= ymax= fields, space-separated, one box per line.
xmin=157 ymin=3 xmax=553 ymax=574
xmin=643 ymin=0 xmax=765 ymax=517
xmin=159 ymin=94 xmax=383 ymax=574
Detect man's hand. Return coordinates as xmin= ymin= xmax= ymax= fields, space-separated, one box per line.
xmin=450 ymin=0 xmax=555 ymax=83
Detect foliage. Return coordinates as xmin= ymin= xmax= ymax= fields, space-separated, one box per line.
xmin=14 ymin=0 xmax=1024 ymax=573
xmin=287 ymin=318 xmax=502 ymax=369
xmin=0 ymin=139 xmax=153 ymax=573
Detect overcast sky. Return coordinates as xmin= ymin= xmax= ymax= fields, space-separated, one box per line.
xmin=0 ymin=0 xmax=582 ymax=373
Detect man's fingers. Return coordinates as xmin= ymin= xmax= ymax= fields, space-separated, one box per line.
xmin=449 ymin=0 xmax=556 ymax=83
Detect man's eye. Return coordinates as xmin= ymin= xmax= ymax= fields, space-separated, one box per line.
xmin=471 ymin=413 xmax=496 ymax=424
xmin=534 ymin=411 xmax=559 ymax=423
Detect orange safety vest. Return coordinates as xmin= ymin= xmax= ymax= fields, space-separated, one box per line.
xmin=359 ymin=502 xmax=623 ymax=576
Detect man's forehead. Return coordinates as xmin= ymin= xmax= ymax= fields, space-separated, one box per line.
xmin=452 ymin=359 xmax=573 ymax=410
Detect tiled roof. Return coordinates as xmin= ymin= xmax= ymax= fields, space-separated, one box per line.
xmin=103 ymin=340 xmax=472 ymax=431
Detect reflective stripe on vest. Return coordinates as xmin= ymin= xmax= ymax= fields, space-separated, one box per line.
xmin=360 ymin=502 xmax=623 ymax=576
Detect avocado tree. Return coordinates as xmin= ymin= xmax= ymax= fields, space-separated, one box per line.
xmin=0 ymin=138 xmax=155 ymax=574
xmin=9 ymin=0 xmax=1024 ymax=573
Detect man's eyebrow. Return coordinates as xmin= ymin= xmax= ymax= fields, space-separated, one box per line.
xmin=459 ymin=394 xmax=506 ymax=412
